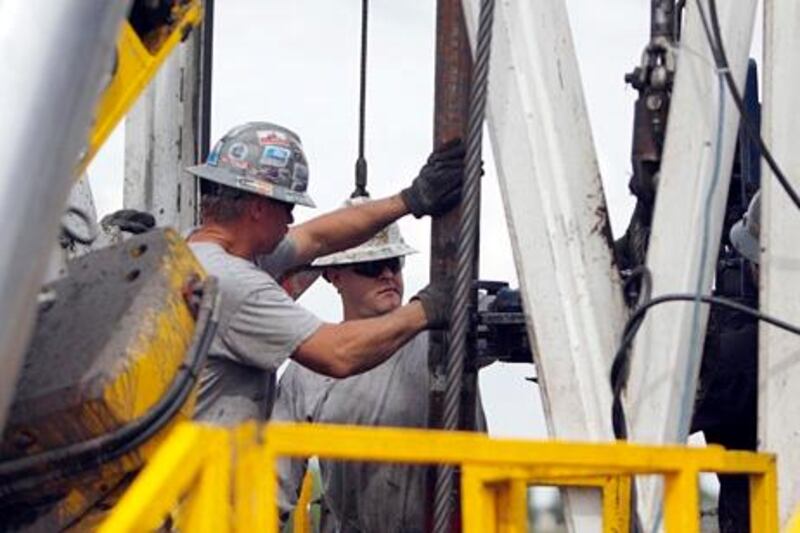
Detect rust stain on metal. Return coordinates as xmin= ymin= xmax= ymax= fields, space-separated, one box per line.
xmin=426 ymin=0 xmax=475 ymax=529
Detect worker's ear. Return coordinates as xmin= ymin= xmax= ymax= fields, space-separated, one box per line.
xmin=324 ymin=267 xmax=342 ymax=287
xmin=248 ymin=196 xmax=268 ymax=221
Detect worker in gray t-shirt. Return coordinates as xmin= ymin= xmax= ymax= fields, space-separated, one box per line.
xmin=274 ymin=210 xmax=485 ymax=532
xmin=184 ymin=121 xmax=465 ymax=425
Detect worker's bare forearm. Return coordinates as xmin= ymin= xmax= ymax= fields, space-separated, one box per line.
xmin=288 ymin=194 xmax=409 ymax=265
xmin=293 ymin=301 xmax=427 ymax=378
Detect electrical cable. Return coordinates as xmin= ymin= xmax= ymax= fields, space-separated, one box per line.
xmin=56 ymin=471 xmax=136 ymax=532
xmin=0 ymin=277 xmax=219 ymax=496
xmin=610 ymin=281 xmax=800 ymax=533
xmin=611 ymin=18 xmax=729 ymax=442
xmin=679 ymin=68 xmax=726 ymax=444
xmin=431 ymin=0 xmax=495 ymax=531
xmin=352 ymin=0 xmax=369 ymax=198
xmin=610 ymin=278 xmax=800 ymax=440
xmin=694 ymin=0 xmax=800 ymax=211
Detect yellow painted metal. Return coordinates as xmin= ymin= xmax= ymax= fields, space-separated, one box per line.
xmin=264 ymin=423 xmax=774 ymax=475
xmin=494 ymin=478 xmax=528 ymax=532
xmin=101 ymin=230 xmax=203 ymax=447
xmin=786 ymin=502 xmax=800 ymax=533
xmin=752 ymin=457 xmax=780 ymax=533
xmin=664 ymin=469 xmax=699 ymax=533
xmin=233 ymin=423 xmax=271 ymax=533
xmin=0 ymin=230 xmax=206 ymax=531
xmin=461 ymin=465 xmax=630 ymax=533
xmin=98 ymin=424 xmax=210 ymax=532
xmin=293 ymin=470 xmax=314 ymax=533
xmin=602 ymin=475 xmax=632 ymax=533
xmin=79 ymin=1 xmax=203 ymax=172
xmin=462 ymin=465 xmax=499 ymax=533
xmin=179 ymin=429 xmax=232 ymax=533
xmin=102 ymin=422 xmax=778 ymax=532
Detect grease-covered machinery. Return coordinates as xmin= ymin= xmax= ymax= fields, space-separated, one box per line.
xmin=0 ymin=230 xmax=216 ymax=530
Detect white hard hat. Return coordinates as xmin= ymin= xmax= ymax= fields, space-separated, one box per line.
xmin=730 ymin=191 xmax=761 ymax=264
xmin=312 ymin=197 xmax=417 ymax=267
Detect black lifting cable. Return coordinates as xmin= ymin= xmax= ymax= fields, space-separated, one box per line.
xmin=609 ymin=267 xmax=800 ymax=440
xmin=352 ymin=0 xmax=370 ymax=198
xmin=694 ymin=0 xmax=800 ymax=211
xmin=610 ymin=0 xmax=800 ymax=440
xmin=432 ymin=0 xmax=495 ymax=531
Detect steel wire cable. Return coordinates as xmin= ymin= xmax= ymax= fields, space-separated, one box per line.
xmin=352 ymin=0 xmax=370 ymax=198
xmin=695 ymin=0 xmax=800 ymax=211
xmin=432 ymin=0 xmax=495 ymax=531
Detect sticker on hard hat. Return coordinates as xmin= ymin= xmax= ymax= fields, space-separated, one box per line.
xmin=257 ymin=130 xmax=291 ymax=147
xmin=228 ymin=142 xmax=249 ymax=160
xmin=260 ymin=146 xmax=291 ymax=167
xmin=207 ymin=141 xmax=223 ymax=166
xmin=238 ymin=177 xmax=274 ymax=195
xmin=291 ymin=163 xmax=309 ymax=191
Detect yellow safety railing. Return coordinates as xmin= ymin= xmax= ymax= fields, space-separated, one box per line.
xmin=787 ymin=502 xmax=800 ymax=533
xmin=293 ymin=470 xmax=315 ymax=533
xmin=100 ymin=422 xmax=778 ymax=533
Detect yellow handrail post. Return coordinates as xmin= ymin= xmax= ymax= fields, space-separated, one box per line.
xmin=602 ymin=475 xmax=631 ymax=533
xmin=663 ymin=469 xmax=699 ymax=533
xmin=180 ymin=430 xmax=233 ymax=533
xmin=750 ymin=459 xmax=779 ymax=532
xmin=294 ymin=470 xmax=315 ymax=533
xmin=233 ymin=423 xmax=271 ymax=533
xmin=495 ymin=478 xmax=528 ymax=533
xmin=98 ymin=423 xmax=212 ymax=533
xmin=462 ymin=465 xmax=497 ymax=533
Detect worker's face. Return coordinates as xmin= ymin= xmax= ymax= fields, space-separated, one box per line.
xmin=251 ymin=197 xmax=295 ymax=253
xmin=329 ymin=257 xmax=405 ymax=318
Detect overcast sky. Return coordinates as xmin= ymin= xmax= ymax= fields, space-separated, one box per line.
xmin=87 ymin=1 xmax=761 ymax=440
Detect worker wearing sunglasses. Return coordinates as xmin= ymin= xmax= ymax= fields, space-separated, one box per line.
xmin=275 ymin=200 xmax=485 ymax=533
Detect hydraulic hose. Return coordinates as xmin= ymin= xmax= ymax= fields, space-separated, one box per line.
xmin=0 ymin=277 xmax=219 ymax=497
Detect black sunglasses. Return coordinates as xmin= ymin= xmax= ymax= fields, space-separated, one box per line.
xmin=350 ymin=257 xmax=404 ymax=278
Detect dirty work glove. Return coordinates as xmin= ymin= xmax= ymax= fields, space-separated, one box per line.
xmin=412 ymin=281 xmax=454 ymax=329
xmin=401 ymin=138 xmax=466 ymax=218
xmin=101 ymin=209 xmax=156 ymax=235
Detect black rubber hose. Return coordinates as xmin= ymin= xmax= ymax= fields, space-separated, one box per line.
xmin=609 ymin=285 xmax=800 ymax=439
xmin=695 ymin=0 xmax=800 ymax=211
xmin=0 ymin=277 xmax=219 ymax=496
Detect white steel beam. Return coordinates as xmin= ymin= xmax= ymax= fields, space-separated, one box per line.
xmin=0 ymin=0 xmax=130 ymax=431
xmin=124 ymin=30 xmax=202 ymax=231
xmin=760 ymin=0 xmax=800 ymax=525
xmin=624 ymin=0 xmax=758 ymax=526
xmin=461 ymin=1 xmax=626 ymax=531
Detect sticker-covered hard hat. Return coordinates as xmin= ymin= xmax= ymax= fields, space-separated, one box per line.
xmin=187 ymin=121 xmax=315 ymax=207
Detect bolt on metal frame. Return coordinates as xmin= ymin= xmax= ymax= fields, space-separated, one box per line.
xmin=100 ymin=422 xmax=778 ymax=533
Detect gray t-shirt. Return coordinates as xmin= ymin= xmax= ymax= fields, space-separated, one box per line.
xmin=274 ymin=334 xmax=432 ymax=533
xmin=189 ymin=239 xmax=322 ymax=425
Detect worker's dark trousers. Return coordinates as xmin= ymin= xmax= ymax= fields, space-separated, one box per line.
xmin=705 ymin=425 xmax=756 ymax=533
xmin=694 ymin=319 xmax=758 ymax=533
